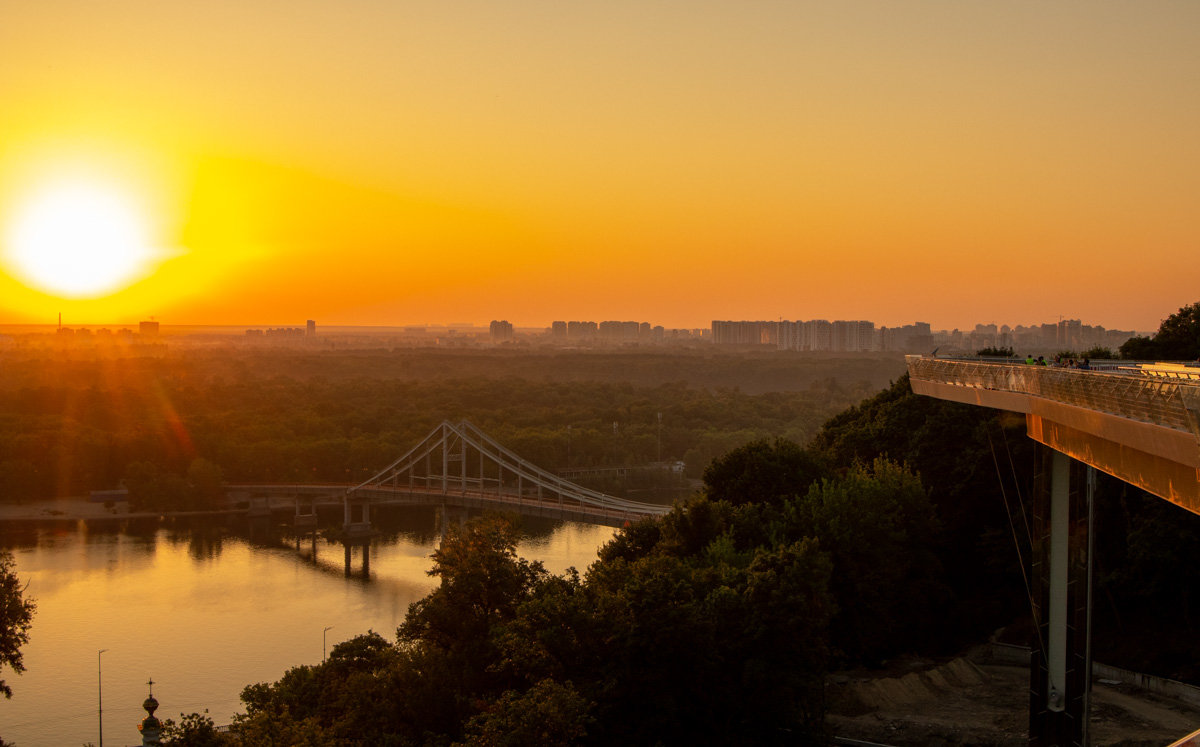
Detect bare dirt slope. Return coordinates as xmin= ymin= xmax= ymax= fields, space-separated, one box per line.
xmin=828 ymin=657 xmax=1200 ymax=746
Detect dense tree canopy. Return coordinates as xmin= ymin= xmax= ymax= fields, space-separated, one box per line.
xmin=0 ymin=348 xmax=895 ymax=504
xmin=1119 ymin=301 xmax=1200 ymax=360
xmin=0 ymin=552 xmax=34 ymax=701
xmin=701 ymin=437 xmax=826 ymax=506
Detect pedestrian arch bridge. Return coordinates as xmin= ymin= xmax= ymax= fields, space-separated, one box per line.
xmin=229 ymin=420 xmax=673 ymax=529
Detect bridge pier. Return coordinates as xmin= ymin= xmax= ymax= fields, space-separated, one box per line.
xmin=294 ymin=497 xmax=317 ymax=530
xmin=1029 ymin=446 xmax=1094 ymax=747
xmin=295 ymin=530 xmax=319 ymax=560
xmin=342 ymin=540 xmax=370 ymax=578
xmin=342 ymin=495 xmax=373 ymax=537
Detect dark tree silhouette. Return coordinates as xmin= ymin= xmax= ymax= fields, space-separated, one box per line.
xmin=0 ymin=552 xmax=34 ymax=700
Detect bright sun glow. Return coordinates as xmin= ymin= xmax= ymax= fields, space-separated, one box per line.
xmin=3 ymin=180 xmax=160 ymax=298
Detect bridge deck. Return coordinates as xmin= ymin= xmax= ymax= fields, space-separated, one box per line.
xmin=906 ymin=356 xmax=1200 ymax=515
xmin=228 ymin=483 xmax=665 ymax=527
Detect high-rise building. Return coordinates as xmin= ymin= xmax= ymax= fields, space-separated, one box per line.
xmin=490 ymin=320 xmax=514 ymax=342
xmin=832 ymin=320 xmax=876 ymax=351
xmin=139 ymin=321 xmax=159 ymax=336
xmin=306 ymin=320 xmax=316 ymax=337
xmin=711 ymin=320 xmax=778 ymax=345
xmin=567 ymin=321 xmax=598 ymax=340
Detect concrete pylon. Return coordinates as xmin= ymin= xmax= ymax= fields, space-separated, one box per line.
xmin=1029 ymin=447 xmax=1094 ymax=746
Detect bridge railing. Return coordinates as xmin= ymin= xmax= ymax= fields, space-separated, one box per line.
xmin=906 ymin=356 xmax=1200 ymax=439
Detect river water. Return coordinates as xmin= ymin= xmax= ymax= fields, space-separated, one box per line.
xmin=0 ymin=507 xmax=615 ymax=746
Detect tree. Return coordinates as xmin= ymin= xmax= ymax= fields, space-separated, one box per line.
xmin=1081 ymin=345 xmax=1116 ymax=360
xmin=161 ymin=711 xmax=226 ymax=746
xmin=702 ymin=438 xmax=826 ymax=507
xmin=186 ymin=458 xmax=225 ymax=509
xmin=976 ymin=346 xmax=1015 ymax=358
xmin=0 ymin=552 xmax=34 ymax=699
xmin=1119 ymin=302 xmax=1200 ymax=360
xmin=795 ymin=459 xmax=947 ymax=663
xmin=457 ymin=679 xmax=594 ymax=746
xmin=1150 ymin=302 xmax=1200 ymax=360
xmin=811 ymin=374 xmax=1035 ymax=644
xmin=1119 ymin=335 xmax=1158 ymax=360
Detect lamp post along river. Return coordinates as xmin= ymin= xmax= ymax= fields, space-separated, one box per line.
xmin=98 ymin=648 xmax=108 ymax=747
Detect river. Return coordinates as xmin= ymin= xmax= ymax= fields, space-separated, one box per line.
xmin=0 ymin=507 xmax=615 ymax=746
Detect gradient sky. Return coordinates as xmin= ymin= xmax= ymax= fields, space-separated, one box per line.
xmin=1 ymin=1 xmax=1197 ymax=331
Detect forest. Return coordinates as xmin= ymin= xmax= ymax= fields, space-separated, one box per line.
xmin=8 ymin=306 xmax=1200 ymax=744
xmin=0 ymin=347 xmax=902 ymax=504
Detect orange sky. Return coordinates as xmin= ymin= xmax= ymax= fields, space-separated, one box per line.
xmin=1 ymin=1 xmax=1197 ymax=332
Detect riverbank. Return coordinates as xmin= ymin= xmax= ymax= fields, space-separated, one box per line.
xmin=0 ymin=497 xmax=240 ymax=523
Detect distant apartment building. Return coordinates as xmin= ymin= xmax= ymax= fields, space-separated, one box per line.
xmin=566 ymin=321 xmax=598 ymax=341
xmin=540 ymin=320 xmax=698 ymax=347
xmin=139 ymin=320 xmax=159 ymax=336
xmin=265 ymin=327 xmax=304 ymax=337
xmin=598 ymin=321 xmax=641 ymax=344
xmin=832 ymin=320 xmax=876 ymax=352
xmin=306 ymin=320 xmax=316 ymax=337
xmin=722 ymin=318 xmax=934 ymax=352
xmin=711 ymin=320 xmax=778 ymax=345
xmin=878 ymin=322 xmax=933 ymax=353
xmin=490 ymin=320 xmax=514 ymax=342
xmin=778 ymin=319 xmax=831 ymax=351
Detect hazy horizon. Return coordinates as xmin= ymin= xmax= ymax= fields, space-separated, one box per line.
xmin=0 ymin=312 xmax=1157 ymax=335
xmin=2 ymin=2 xmax=1197 ymax=333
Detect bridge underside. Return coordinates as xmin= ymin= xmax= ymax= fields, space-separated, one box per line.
xmin=910 ymin=378 xmax=1200 ymax=516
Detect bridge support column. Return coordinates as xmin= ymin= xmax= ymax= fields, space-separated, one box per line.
xmin=1029 ymin=447 xmax=1093 ymax=747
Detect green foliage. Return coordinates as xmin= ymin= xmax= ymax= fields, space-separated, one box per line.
xmin=457 ymin=679 xmax=594 ymax=746
xmin=702 ymin=438 xmax=826 ymax=506
xmin=123 ymin=459 xmax=225 ymax=512
xmin=1119 ymin=335 xmax=1157 ymax=360
xmin=811 ymin=374 xmax=1035 ymax=645
xmin=796 ymin=460 xmax=946 ymax=663
xmin=0 ymin=348 xmax=896 ymax=501
xmin=976 ymin=346 xmax=1015 ymax=357
xmin=1081 ymin=345 xmax=1116 ymax=360
xmin=1119 ymin=302 xmax=1200 ymax=360
xmin=0 ymin=552 xmax=35 ymax=699
xmin=1150 ymin=302 xmax=1200 ymax=360
xmin=161 ymin=712 xmax=225 ymax=746
xmin=223 ymin=509 xmax=837 ymax=744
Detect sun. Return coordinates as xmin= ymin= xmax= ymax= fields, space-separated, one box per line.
xmin=3 ymin=180 xmax=161 ymax=298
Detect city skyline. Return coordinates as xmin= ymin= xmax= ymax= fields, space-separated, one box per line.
xmin=23 ymin=311 xmax=1148 ymax=343
xmin=2 ymin=3 xmax=1198 ymax=333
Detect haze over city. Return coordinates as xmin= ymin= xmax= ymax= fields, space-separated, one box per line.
xmin=2 ymin=2 xmax=1199 ymax=331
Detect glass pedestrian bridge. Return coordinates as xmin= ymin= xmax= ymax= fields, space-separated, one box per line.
xmin=906 ymin=355 xmax=1200 ymax=515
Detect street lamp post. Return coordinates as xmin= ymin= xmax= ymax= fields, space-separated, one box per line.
xmin=323 ymin=626 xmax=333 ymax=663
xmin=98 ymin=648 xmax=108 ymax=747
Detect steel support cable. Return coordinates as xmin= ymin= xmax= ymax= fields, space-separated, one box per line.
xmin=455 ymin=421 xmax=668 ymax=512
xmin=986 ymin=427 xmax=1049 ymax=674
xmin=350 ymin=419 xmax=667 ymax=516
xmin=998 ymin=424 xmax=1035 ymax=558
